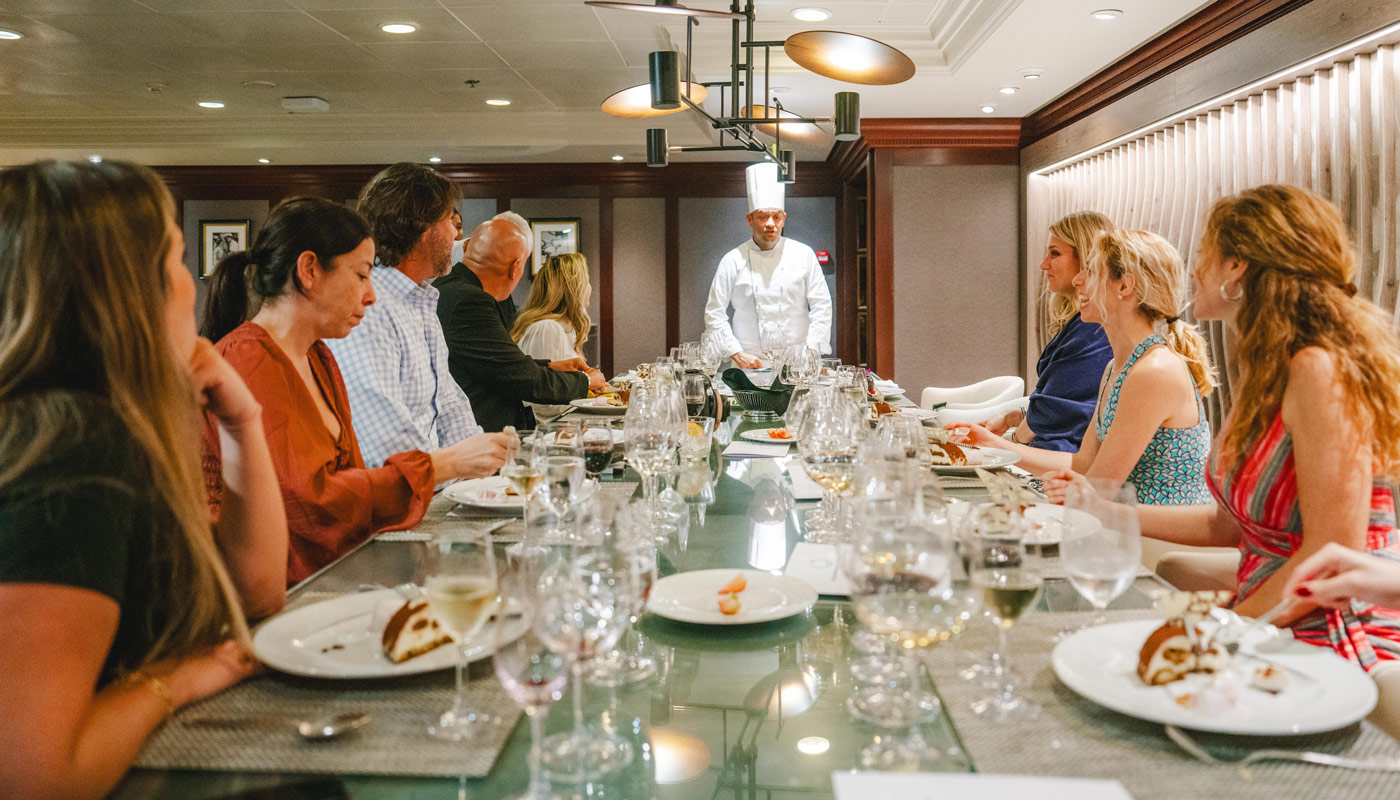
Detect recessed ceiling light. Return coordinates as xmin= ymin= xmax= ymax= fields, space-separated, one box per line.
xmin=0 ymin=29 xmax=22 ymax=40
xmin=999 ymin=86 xmax=1019 ymax=95
xmin=257 ymin=158 xmax=271 ymax=164
xmin=796 ymin=737 xmax=830 ymax=755
xmin=770 ymin=86 xmax=791 ymax=94
xmin=791 ymin=7 xmax=831 ymax=22
xmin=611 ymin=154 xmax=624 ymax=161
xmin=485 ymin=98 xmax=511 ymax=106
xmin=1090 ymin=8 xmax=1122 ymax=20
xmin=980 ymin=104 xmax=996 ymax=114
xmin=380 ymin=22 xmax=417 ymax=34
xmin=1021 ymin=68 xmax=1044 ymax=80
xmin=428 ymin=156 xmax=442 ymax=163
xmin=198 ymin=101 xmax=225 ymax=109
xmin=87 ymin=155 xmax=102 ymax=163
xmin=242 ymin=80 xmax=277 ymax=90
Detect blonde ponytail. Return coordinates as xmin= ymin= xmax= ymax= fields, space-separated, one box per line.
xmin=1163 ymin=318 xmax=1215 ymax=396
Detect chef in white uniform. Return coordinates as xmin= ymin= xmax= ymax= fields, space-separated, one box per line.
xmin=703 ymin=162 xmax=833 ymax=369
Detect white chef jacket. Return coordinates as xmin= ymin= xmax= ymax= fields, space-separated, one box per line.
xmin=703 ymin=236 xmax=832 ymax=356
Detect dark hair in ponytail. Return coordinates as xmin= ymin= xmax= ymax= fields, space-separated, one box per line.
xmin=199 ymin=197 xmax=370 ymax=342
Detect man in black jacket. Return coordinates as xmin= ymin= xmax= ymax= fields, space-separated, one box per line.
xmin=435 ymin=219 xmax=603 ymax=431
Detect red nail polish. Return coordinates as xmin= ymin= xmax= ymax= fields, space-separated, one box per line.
xmin=1295 ymin=585 xmax=1312 ymax=598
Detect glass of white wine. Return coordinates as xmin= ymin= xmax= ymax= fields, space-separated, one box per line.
xmin=425 ymin=531 xmax=500 ymax=741
xmin=797 ymin=386 xmax=863 ymax=544
xmin=968 ymin=514 xmax=1043 ymax=721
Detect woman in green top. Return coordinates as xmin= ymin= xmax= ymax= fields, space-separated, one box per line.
xmin=0 ymin=160 xmax=288 ymax=799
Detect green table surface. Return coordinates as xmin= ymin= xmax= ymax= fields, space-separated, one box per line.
xmin=112 ymin=411 xmax=1168 ymax=800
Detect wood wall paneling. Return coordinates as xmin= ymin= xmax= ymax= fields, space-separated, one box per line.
xmin=598 ymin=190 xmax=615 ymax=376
xmin=870 ymin=149 xmax=895 ymax=379
xmin=664 ymin=195 xmax=680 ymax=350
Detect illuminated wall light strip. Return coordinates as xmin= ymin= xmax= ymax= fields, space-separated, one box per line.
xmin=1031 ymin=19 xmax=1400 ymax=176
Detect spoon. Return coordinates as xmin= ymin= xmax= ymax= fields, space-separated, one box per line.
xmin=297 ymin=712 xmax=370 ymax=741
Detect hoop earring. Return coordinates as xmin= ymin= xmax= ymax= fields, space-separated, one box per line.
xmin=1220 ymin=280 xmax=1243 ymax=302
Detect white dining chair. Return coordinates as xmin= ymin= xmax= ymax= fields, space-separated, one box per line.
xmin=920 ymin=376 xmax=1024 ymax=411
xmin=1369 ymin=661 xmax=1400 ymax=741
xmin=933 ymin=396 xmax=1029 ymax=426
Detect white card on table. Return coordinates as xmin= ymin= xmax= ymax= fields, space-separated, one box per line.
xmin=722 ymin=441 xmax=792 ymax=459
xmin=786 ymin=467 xmax=824 ymax=500
xmin=831 ymin=773 xmax=1134 ymax=800
xmin=784 ymin=543 xmax=852 ymax=595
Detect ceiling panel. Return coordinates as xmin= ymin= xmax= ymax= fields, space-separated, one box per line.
xmin=359 ymin=41 xmax=508 ymax=70
xmin=137 ymin=46 xmax=281 ymax=74
xmin=493 ymin=40 xmax=626 ymax=70
xmin=516 ymin=66 xmax=649 ymax=109
xmin=173 ymin=10 xmax=351 ymax=46
xmin=446 ymin=4 xmax=611 ymax=42
xmin=25 ymin=11 xmax=208 ymax=46
xmin=307 ymin=8 xmax=481 ymax=43
xmin=14 ymin=45 xmax=165 ymax=75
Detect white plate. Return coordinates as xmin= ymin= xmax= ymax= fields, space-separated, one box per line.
xmin=253 ymin=589 xmax=529 ymax=679
xmin=1022 ymin=503 xmax=1100 ymax=546
xmin=647 ymin=569 xmax=818 ymax=625
xmin=740 ymin=428 xmax=798 ymax=443
xmin=569 ymin=397 xmax=627 ymax=413
xmin=442 ymin=476 xmax=523 ymax=512
xmin=542 ymin=428 xmax=624 ymax=445
xmin=1052 ymin=619 xmax=1377 ymax=735
xmin=931 ymin=446 xmax=1021 ymax=473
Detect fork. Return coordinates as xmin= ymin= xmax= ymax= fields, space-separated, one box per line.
xmin=1165 ymin=725 xmax=1400 ymax=778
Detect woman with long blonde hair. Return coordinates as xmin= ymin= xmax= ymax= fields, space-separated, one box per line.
xmin=1140 ymin=184 xmax=1400 ymax=667
xmin=967 ymin=229 xmax=1216 ymax=505
xmin=0 ymin=160 xmax=287 ymax=798
xmin=512 ymin=253 xmax=598 ymax=422
xmin=977 ymin=212 xmax=1114 ymax=451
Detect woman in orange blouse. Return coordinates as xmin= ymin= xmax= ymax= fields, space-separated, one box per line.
xmin=201 ymin=198 xmax=492 ymax=584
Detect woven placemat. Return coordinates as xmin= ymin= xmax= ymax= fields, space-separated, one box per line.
xmin=925 ymin=609 xmax=1400 ymax=800
xmin=379 ymin=482 xmax=639 ymax=543
xmin=136 ymin=667 xmax=520 ymax=778
xmin=1038 ymin=556 xmax=1155 ymax=582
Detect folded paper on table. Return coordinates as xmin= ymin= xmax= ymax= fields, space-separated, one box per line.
xmin=787 ymin=467 xmax=824 ymax=500
xmin=784 ymin=543 xmax=852 ymax=595
xmin=831 ymin=773 xmax=1135 ymax=800
xmin=723 ymin=441 xmax=792 ymax=459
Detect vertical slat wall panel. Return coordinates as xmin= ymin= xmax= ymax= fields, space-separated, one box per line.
xmin=1031 ymin=43 xmax=1400 ymax=424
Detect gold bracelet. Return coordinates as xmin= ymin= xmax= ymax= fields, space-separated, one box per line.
xmin=121 ymin=671 xmax=177 ymax=719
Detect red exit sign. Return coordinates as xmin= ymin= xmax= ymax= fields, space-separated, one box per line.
xmin=816 ymin=250 xmax=830 ymax=264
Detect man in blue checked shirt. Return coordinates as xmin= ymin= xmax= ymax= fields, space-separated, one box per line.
xmin=326 ymin=163 xmax=516 ymax=479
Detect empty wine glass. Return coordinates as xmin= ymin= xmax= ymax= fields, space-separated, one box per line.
xmin=539 ymin=455 xmax=586 ymax=545
xmin=424 ymin=532 xmax=500 ymax=741
xmin=539 ymin=419 xmax=583 ymax=459
xmin=494 ymin=579 xmax=568 ymax=800
xmin=969 ymin=514 xmax=1043 ymax=721
xmin=624 ymin=384 xmax=680 ymax=529
xmin=758 ymin=320 xmax=786 ymax=366
xmin=1062 ymin=479 xmax=1141 ymax=626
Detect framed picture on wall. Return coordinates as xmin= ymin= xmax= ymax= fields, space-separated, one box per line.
xmin=529 ymin=218 xmax=580 ymax=274
xmin=200 ymin=219 xmax=250 ymax=279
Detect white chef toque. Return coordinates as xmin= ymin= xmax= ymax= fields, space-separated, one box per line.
xmin=745 ymin=161 xmax=785 ymax=213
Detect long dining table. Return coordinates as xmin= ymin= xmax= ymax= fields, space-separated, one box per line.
xmin=111 ymin=401 xmax=1400 ymax=800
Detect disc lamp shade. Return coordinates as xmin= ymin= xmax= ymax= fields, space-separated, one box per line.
xmin=784 ymin=31 xmax=915 ymax=85
xmin=833 ymin=91 xmax=860 ymax=141
xmin=741 ymin=105 xmax=828 ymax=146
xmin=603 ymin=82 xmax=708 ymax=118
xmin=646 ymin=128 xmax=670 ymax=167
xmin=649 ymin=50 xmax=681 ymax=110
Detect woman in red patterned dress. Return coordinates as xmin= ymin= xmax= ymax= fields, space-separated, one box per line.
xmin=1140 ymin=184 xmax=1400 ymax=670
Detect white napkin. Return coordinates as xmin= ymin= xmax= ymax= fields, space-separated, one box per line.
xmin=784 ymin=543 xmax=852 ymax=595
xmin=722 ymin=441 xmax=791 ymax=459
xmin=786 ymin=467 xmax=824 ymax=500
xmin=832 ymin=773 xmax=1134 ymax=800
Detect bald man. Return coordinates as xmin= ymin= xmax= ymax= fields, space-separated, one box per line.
xmin=434 ymin=219 xmax=603 ymax=431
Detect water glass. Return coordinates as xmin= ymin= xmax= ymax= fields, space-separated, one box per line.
xmin=679 ymin=415 xmax=714 ymax=461
xmin=1062 ymin=480 xmax=1141 ymax=624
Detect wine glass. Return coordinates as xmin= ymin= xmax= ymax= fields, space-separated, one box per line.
xmin=624 ymin=384 xmax=680 ymax=528
xmin=1061 ymin=479 xmax=1141 ymax=626
xmin=796 ymin=386 xmax=863 ymax=544
xmin=758 ymin=320 xmax=786 ymax=366
xmin=579 ymin=418 xmax=615 ymax=480
xmin=873 ymin=414 xmax=929 ymax=465
xmin=540 ymin=455 xmax=586 ymax=545
xmin=968 ymin=514 xmax=1044 ymax=721
xmin=535 ymin=543 xmax=634 ymax=781
xmin=424 ymin=532 xmax=500 ymax=741
xmin=682 ymin=371 xmax=710 ymax=419
xmin=539 ymin=419 xmax=583 ymax=459
xmin=585 ymin=515 xmax=658 ymax=686
xmin=493 ymin=578 xmax=569 ymax=800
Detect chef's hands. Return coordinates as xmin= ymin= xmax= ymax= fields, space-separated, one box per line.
xmin=731 ymin=351 xmax=763 ymax=370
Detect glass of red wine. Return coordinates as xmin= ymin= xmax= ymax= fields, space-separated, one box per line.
xmin=579 ymin=418 xmax=615 ymax=480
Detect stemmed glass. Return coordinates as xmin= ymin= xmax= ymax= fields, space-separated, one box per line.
xmin=503 ymin=434 xmax=546 ymax=557
xmin=796 ymin=386 xmax=863 ymax=544
xmin=579 ymin=418 xmax=615 ymax=480
xmin=585 ymin=508 xmax=658 ymax=686
xmin=424 ymin=532 xmax=500 ymax=741
xmin=758 ymin=320 xmax=786 ymax=366
xmin=1062 ymin=480 xmax=1141 ymax=626
xmin=535 ymin=541 xmax=633 ymax=780
xmin=494 ymin=576 xmax=569 ymax=800
xmin=968 ymin=514 xmax=1044 ymax=721
xmin=624 ymin=383 xmax=680 ymax=528
xmin=539 ymin=455 xmax=586 ymax=545
xmin=539 ymin=419 xmax=583 ymax=459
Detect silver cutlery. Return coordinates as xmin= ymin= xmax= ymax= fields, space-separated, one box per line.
xmin=183 ymin=712 xmax=371 ymax=741
xmin=1165 ymin=724 xmax=1400 ymax=777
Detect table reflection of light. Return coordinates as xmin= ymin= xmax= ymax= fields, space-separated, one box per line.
xmin=749 ymin=520 xmax=788 ymax=571
xmin=650 ymin=728 xmax=711 ymax=784
xmin=744 ymin=663 xmax=821 ymax=720
xmin=796 ymin=736 xmax=830 ymax=755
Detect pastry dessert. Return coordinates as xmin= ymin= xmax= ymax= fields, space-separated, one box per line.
xmin=1250 ymin=665 xmax=1289 ymax=694
xmin=381 ymin=600 xmax=454 ymax=663
xmin=929 ymin=441 xmax=968 ymax=466
xmin=1136 ymin=620 xmax=1230 ymax=685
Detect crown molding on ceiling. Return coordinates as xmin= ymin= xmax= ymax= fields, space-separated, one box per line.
xmin=1021 ymin=0 xmax=1317 ymax=144
xmin=826 ymin=118 xmax=1023 ymax=182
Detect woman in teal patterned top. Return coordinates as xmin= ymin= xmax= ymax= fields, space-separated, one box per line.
xmin=963 ymin=229 xmax=1216 ymax=505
